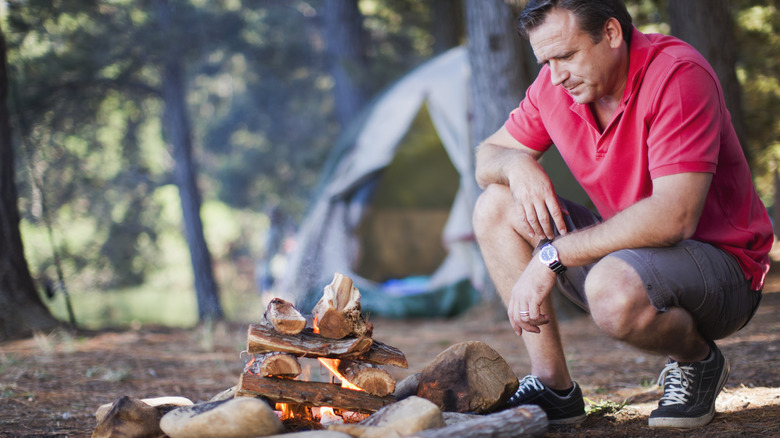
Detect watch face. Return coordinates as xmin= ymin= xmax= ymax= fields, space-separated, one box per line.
xmin=540 ymin=244 xmax=557 ymax=264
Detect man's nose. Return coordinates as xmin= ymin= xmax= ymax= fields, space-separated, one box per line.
xmin=549 ymin=62 xmax=568 ymax=87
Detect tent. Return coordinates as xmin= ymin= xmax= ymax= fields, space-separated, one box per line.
xmin=277 ymin=46 xmax=487 ymax=318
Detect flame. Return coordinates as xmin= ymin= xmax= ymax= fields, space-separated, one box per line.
xmin=318 ymin=358 xmax=364 ymax=391
xmin=275 ymin=403 xmax=294 ymax=419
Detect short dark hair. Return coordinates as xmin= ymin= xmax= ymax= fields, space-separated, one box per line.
xmin=518 ymin=0 xmax=633 ymax=46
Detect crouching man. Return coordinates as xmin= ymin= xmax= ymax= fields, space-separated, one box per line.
xmin=472 ymin=0 xmax=772 ymax=429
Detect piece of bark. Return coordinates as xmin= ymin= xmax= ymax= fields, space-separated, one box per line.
xmin=246 ymin=324 xmax=372 ymax=359
xmin=407 ymin=405 xmax=548 ymax=438
xmin=312 ymin=273 xmax=373 ymax=339
xmin=326 ymin=424 xmax=403 ymax=438
xmin=248 ymin=352 xmax=302 ymax=378
xmin=337 ymin=360 xmax=396 ymax=397
xmin=209 ymin=386 xmax=236 ymax=402
xmin=417 ymin=341 xmax=518 ymax=414
xmin=263 ymin=297 xmax=306 ymax=335
xmin=95 ymin=396 xmax=194 ymax=423
xmin=236 ymin=373 xmax=395 ymax=414
xmin=92 ymin=396 xmax=165 ymax=438
xmin=357 ymin=339 xmax=408 ymax=368
xmin=394 ymin=373 xmax=421 ymax=400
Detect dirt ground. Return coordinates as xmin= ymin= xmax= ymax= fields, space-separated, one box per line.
xmin=1 ymin=276 xmax=778 ymax=437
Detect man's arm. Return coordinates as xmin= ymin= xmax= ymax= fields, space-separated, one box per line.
xmin=553 ymin=172 xmax=713 ymax=268
xmin=510 ymin=171 xmax=713 ymax=334
xmin=476 ymin=126 xmax=567 ymax=240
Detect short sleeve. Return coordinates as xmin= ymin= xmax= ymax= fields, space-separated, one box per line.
xmin=647 ymin=62 xmax=720 ymax=179
xmin=504 ymin=69 xmax=555 ymax=152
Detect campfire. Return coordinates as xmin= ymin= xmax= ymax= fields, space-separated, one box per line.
xmin=92 ymin=272 xmax=549 ymax=438
xmin=236 ymin=273 xmax=405 ymax=428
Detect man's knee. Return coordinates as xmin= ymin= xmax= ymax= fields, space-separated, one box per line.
xmin=585 ymin=256 xmax=653 ymax=340
xmin=473 ymin=184 xmax=513 ymax=238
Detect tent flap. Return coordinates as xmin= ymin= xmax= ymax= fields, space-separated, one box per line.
xmin=278 ymin=47 xmax=487 ymax=316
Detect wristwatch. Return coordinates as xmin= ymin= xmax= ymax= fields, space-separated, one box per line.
xmin=538 ymin=242 xmax=567 ymax=274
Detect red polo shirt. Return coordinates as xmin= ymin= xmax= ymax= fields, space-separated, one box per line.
xmin=505 ymin=28 xmax=773 ymax=290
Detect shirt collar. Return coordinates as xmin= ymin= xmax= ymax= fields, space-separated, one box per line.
xmin=622 ymin=28 xmax=656 ymax=104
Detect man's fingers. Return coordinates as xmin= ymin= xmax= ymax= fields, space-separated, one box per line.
xmin=524 ymin=204 xmax=549 ymax=238
xmin=546 ymin=199 xmax=568 ymax=236
xmin=534 ymin=201 xmax=555 ymax=239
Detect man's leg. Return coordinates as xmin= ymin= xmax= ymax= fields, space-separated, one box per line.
xmin=473 ymin=184 xmax=573 ymax=390
xmin=583 ymin=256 xmax=709 ymax=361
xmin=583 ymin=244 xmax=759 ymax=429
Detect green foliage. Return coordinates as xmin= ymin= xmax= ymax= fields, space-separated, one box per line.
xmin=733 ymin=2 xmax=780 ymax=202
xmin=5 ymin=0 xmax=778 ymax=328
xmin=584 ymin=398 xmax=628 ymax=416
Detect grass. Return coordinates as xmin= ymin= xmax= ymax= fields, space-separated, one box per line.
xmin=585 ymin=398 xmax=628 ymax=416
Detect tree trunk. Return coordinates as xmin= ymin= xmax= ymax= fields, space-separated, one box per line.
xmin=667 ymin=0 xmax=749 ymax=162
xmin=323 ymin=0 xmax=368 ymax=128
xmin=157 ymin=0 xmax=223 ymax=321
xmin=0 ymin=24 xmax=59 ymax=341
xmin=464 ymin=0 xmax=537 ymax=146
xmin=433 ymin=0 xmax=464 ymax=55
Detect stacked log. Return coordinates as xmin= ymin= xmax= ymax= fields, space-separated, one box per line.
xmin=237 ymin=273 xmax=406 ymax=414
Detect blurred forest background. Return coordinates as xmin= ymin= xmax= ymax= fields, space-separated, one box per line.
xmin=0 ymin=0 xmax=778 ymax=338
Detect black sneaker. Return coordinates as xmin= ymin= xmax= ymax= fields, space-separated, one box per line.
xmin=506 ymin=375 xmax=587 ymax=425
xmin=649 ymin=341 xmax=730 ymax=429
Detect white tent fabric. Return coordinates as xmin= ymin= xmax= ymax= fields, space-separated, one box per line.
xmin=278 ymin=46 xmax=487 ymax=308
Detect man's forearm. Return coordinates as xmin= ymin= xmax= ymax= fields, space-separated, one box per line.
xmin=553 ymin=173 xmax=712 ymax=267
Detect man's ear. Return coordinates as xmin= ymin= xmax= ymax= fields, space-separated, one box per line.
xmin=604 ymin=17 xmax=623 ymax=48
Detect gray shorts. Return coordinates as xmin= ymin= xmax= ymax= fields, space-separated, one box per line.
xmin=554 ymin=199 xmax=762 ymax=341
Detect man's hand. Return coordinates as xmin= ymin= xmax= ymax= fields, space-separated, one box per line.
xmin=507 ymin=253 xmax=557 ymax=335
xmin=506 ymin=155 xmax=567 ymax=240
xmin=475 ymin=126 xmax=567 ymax=241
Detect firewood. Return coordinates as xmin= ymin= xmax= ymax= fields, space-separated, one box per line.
xmin=262 ymin=298 xmax=306 ymax=335
xmin=312 ymin=273 xmax=373 ymax=339
xmin=416 ymin=341 xmax=518 ymax=414
xmin=357 ymin=339 xmax=408 ymax=368
xmin=236 ymin=373 xmax=395 ymax=414
xmin=407 ymin=405 xmax=548 ymax=438
xmin=247 ymin=352 xmax=301 ymax=378
xmin=246 ymin=324 xmax=373 ymax=359
xmin=337 ymin=360 xmax=396 ymax=397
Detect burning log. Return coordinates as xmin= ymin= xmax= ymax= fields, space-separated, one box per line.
xmin=262 ymin=297 xmax=306 ymax=335
xmin=247 ymin=352 xmax=302 ymax=378
xmin=312 ymin=273 xmax=373 ymax=339
xmin=236 ymin=373 xmax=395 ymax=414
xmin=247 ymin=324 xmax=373 ymax=359
xmin=337 ymin=360 xmax=396 ymax=397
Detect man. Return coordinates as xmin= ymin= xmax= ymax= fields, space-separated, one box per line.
xmin=472 ymin=0 xmax=772 ymax=429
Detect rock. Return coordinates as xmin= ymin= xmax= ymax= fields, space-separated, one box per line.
xmin=416 ymin=341 xmax=519 ymax=413
xmin=359 ymin=396 xmax=444 ymax=435
xmin=160 ymin=397 xmax=283 ymax=438
xmin=92 ymin=396 xmax=164 ymax=438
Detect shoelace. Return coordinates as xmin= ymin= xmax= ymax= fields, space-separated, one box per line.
xmin=656 ymin=361 xmax=695 ymax=406
xmin=516 ymin=375 xmax=546 ymax=397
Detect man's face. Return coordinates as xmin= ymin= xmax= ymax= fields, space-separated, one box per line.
xmin=528 ymin=8 xmax=623 ymax=105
